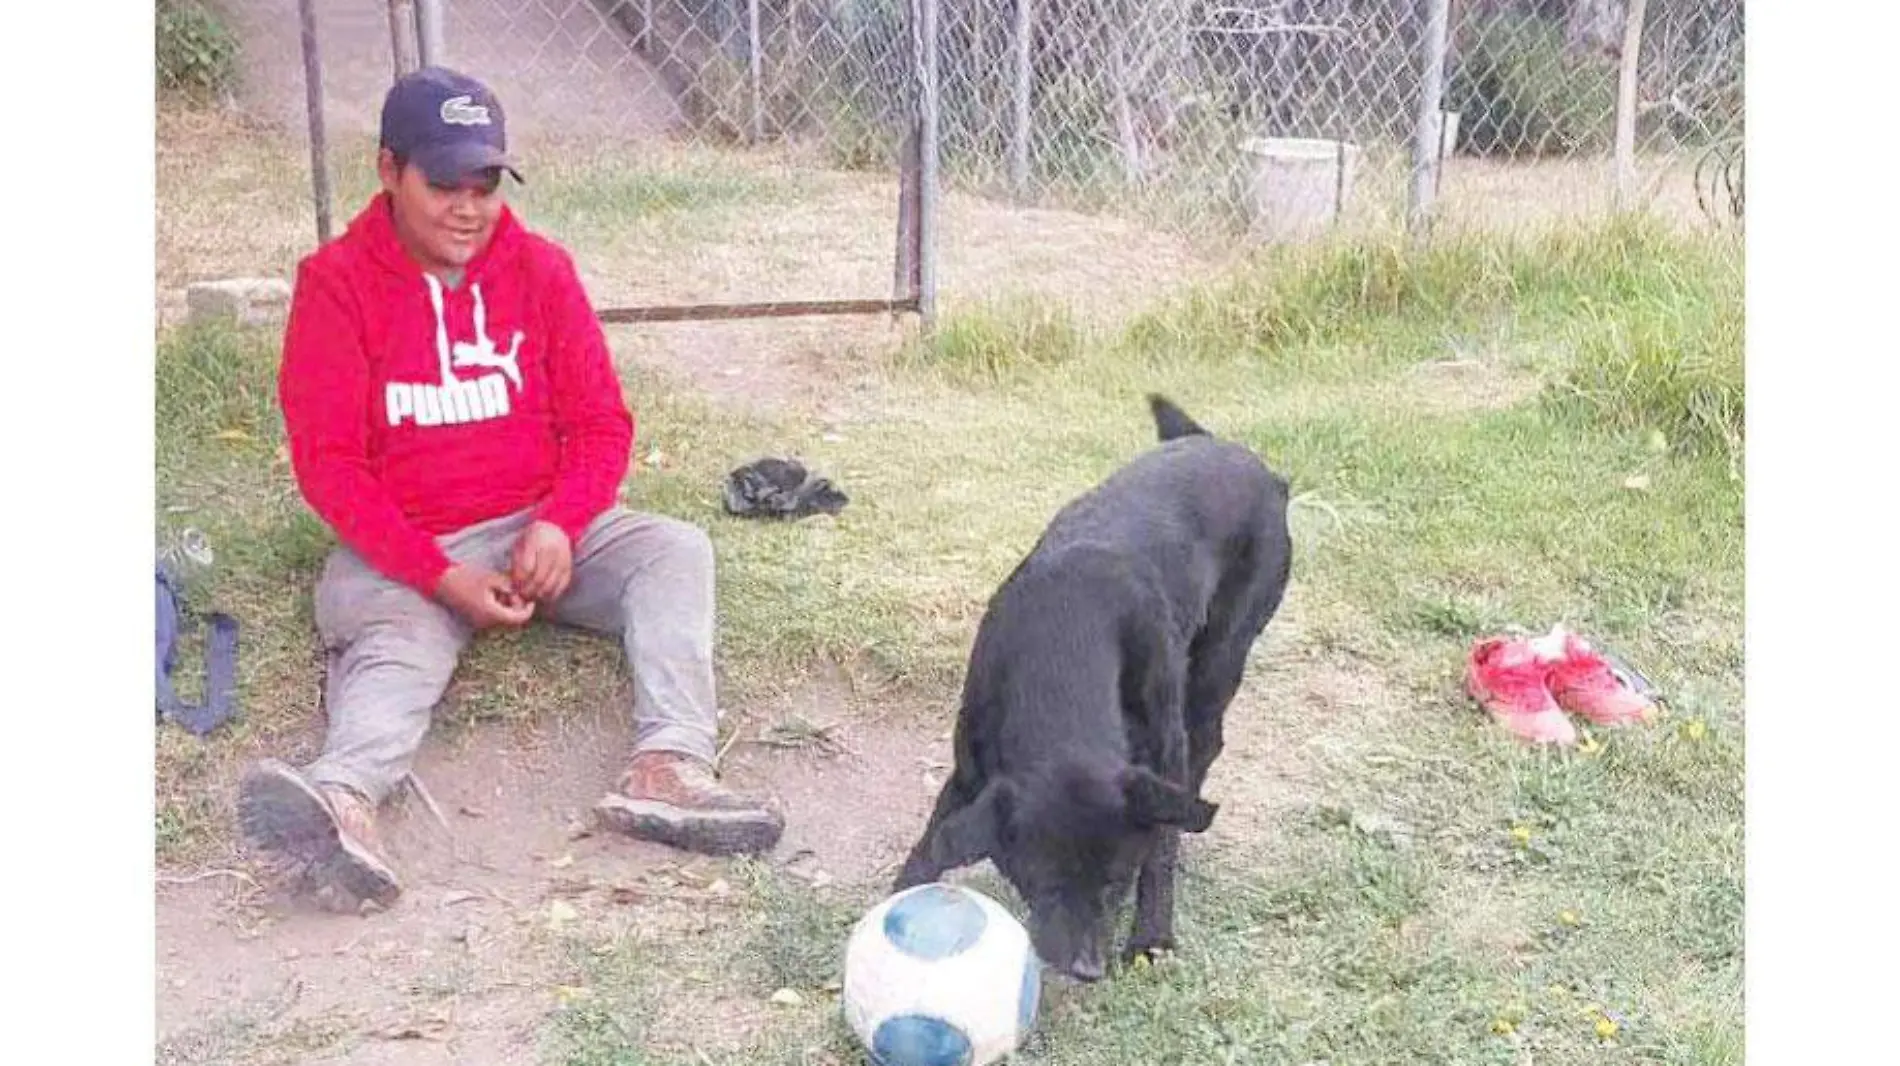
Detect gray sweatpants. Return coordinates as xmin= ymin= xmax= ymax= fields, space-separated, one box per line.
xmin=302 ymin=507 xmax=720 ymax=805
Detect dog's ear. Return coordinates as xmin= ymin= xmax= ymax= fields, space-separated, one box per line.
xmin=928 ymin=778 xmax=1016 ymax=868
xmin=1121 ymin=767 xmax=1218 ymax=833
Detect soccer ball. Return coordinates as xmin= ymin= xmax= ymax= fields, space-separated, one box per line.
xmin=842 ymin=883 xmax=1042 ymax=1066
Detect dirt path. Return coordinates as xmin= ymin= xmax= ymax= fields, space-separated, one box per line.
xmin=155 ymin=613 xmax=1352 ymax=1064
xmin=157 ymin=679 xmax=953 ymax=1064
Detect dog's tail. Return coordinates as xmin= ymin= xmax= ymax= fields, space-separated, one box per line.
xmin=1148 ymin=394 xmax=1210 ymax=441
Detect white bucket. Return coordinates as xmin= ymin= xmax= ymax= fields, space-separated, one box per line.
xmin=1238 ymin=137 xmax=1361 ymax=244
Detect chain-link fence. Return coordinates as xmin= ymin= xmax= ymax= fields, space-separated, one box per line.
xmin=282 ymin=1 xmax=935 ymax=321
xmin=285 ymin=1 xmax=1742 ymax=324
xmin=469 ymin=0 xmax=939 ymax=320
xmin=435 ymin=2 xmax=918 ymax=164
xmin=913 ymin=0 xmax=1742 ymax=240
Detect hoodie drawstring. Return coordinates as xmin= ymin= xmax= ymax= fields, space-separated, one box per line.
xmin=425 ymin=274 xmax=454 ymax=387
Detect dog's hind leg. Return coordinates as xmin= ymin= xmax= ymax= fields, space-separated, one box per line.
xmin=1181 ymin=641 xmax=1249 ymax=794
xmin=1184 ymin=636 xmax=1249 ymax=795
xmin=1185 ymin=547 xmax=1290 ymax=792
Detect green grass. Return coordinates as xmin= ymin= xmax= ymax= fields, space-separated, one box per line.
xmin=903 ymin=297 xmax=1095 ymax=381
xmin=157 ymin=0 xmax=240 ymax=100
xmin=535 ymin=223 xmax=1739 ymax=1064
xmin=510 ymin=153 xmax=789 ymax=232
xmin=553 ymin=785 xmax=1738 ymax=1065
xmin=155 ymin=217 xmax=1741 ymax=1064
xmin=1551 ymin=280 xmax=1744 ymax=465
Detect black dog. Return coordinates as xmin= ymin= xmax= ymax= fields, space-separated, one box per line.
xmin=894 ymin=395 xmax=1292 ymax=981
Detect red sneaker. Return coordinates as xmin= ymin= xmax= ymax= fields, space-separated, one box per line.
xmin=1546 ymin=630 xmax=1658 ymax=727
xmin=1466 ymin=636 xmax=1578 ymax=746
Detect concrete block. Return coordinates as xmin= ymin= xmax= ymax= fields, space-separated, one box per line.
xmin=186 ymin=278 xmax=292 ymax=328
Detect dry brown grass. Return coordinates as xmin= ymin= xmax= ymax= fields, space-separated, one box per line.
xmin=1326 ymin=147 xmax=1724 ymax=240
xmin=156 ymin=107 xmax=1216 ymax=331
xmin=155 ymin=105 xmax=1223 ymax=433
xmin=156 ymin=106 xmax=1718 ymax=392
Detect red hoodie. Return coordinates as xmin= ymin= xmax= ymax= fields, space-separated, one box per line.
xmin=278 ymin=194 xmax=634 ymax=595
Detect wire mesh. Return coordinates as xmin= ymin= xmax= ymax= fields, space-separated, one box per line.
xmin=913 ymin=0 xmax=1746 ymax=240
xmin=294 ymin=0 xmax=1743 ymax=310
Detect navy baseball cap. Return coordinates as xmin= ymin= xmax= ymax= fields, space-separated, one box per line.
xmin=379 ymin=66 xmax=522 ymax=185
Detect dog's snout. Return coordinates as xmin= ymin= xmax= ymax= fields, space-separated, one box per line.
xmin=1031 ymin=923 xmax=1106 ymax=983
xmin=1066 ymin=953 xmax=1106 ymax=983
xmin=1055 ymin=936 xmax=1109 ymax=983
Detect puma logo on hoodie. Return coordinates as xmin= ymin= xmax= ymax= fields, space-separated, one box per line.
xmin=383 ymin=275 xmax=526 ymax=428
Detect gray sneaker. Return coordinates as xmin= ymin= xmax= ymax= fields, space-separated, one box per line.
xmin=238 ymin=760 xmax=402 ymax=910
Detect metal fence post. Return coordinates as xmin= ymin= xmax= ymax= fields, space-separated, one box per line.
xmin=297 ymin=0 xmax=334 ymax=245
xmin=916 ymin=0 xmax=942 ymax=331
xmin=416 ymin=0 xmax=446 ymax=69
xmin=1407 ymin=0 xmax=1452 ymax=241
xmin=387 ymin=0 xmax=420 ymax=79
xmin=1009 ymin=0 xmax=1034 ymax=201
xmin=747 ymin=0 xmax=766 ymax=143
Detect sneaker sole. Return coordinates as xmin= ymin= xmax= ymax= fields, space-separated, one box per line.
xmin=238 ymin=760 xmax=402 ymax=907
xmin=1553 ymin=692 xmax=1657 ymax=727
xmin=1487 ymin=706 xmax=1579 ymax=745
xmin=1468 ymin=684 xmax=1577 ymax=745
xmin=594 ymin=794 xmax=785 ymax=857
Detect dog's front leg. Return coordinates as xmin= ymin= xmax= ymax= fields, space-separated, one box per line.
xmin=892 ymin=778 xmax=978 ymax=891
xmin=1123 ymin=632 xmax=1194 ymax=963
xmin=1125 ymin=829 xmax=1181 ymax=962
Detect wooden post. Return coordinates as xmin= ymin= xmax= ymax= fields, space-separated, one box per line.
xmin=918 ymin=0 xmax=942 ymax=330
xmin=297 ymin=0 xmax=334 ymax=245
xmin=1613 ymin=0 xmax=1652 ymax=210
xmin=1407 ymin=0 xmax=1452 ymax=241
xmin=894 ymin=128 xmax=921 ymax=311
xmin=1109 ymin=31 xmax=1142 ymax=185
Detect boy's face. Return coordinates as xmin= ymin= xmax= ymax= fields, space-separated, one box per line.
xmin=379 ymin=148 xmax=504 ymax=274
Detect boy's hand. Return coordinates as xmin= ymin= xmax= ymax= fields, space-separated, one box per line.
xmin=435 ymin=563 xmax=536 ymax=629
xmin=510 ymin=521 xmax=574 ymax=603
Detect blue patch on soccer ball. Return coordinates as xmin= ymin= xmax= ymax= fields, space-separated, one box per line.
xmin=1018 ymin=954 xmax=1041 ymax=1034
xmin=871 ymin=1014 xmax=974 ymax=1066
xmin=882 ymin=885 xmax=987 ymax=960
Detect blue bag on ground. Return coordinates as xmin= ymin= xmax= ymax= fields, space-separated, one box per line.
xmin=156 ymin=565 xmax=240 ymax=736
